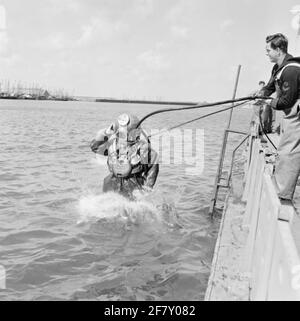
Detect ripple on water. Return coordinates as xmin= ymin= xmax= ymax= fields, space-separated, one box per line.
xmin=0 ymin=230 xmax=66 ymax=245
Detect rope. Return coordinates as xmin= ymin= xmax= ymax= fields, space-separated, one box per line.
xmin=148 ymin=100 xmax=250 ymax=138
xmin=258 ymin=107 xmax=277 ymax=151
xmin=136 ymin=96 xmax=271 ymax=129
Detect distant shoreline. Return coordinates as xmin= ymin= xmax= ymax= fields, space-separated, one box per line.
xmin=0 ymin=96 xmax=202 ymax=106
xmin=0 ymin=96 xmax=254 ymax=109
xmin=0 ymin=96 xmax=77 ymax=102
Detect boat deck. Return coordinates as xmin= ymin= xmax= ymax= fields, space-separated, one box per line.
xmin=205 ymin=195 xmax=250 ymax=300
xmin=205 ymin=133 xmax=300 ymax=301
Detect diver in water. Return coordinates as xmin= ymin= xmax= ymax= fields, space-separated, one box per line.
xmin=90 ymin=113 xmax=159 ymax=199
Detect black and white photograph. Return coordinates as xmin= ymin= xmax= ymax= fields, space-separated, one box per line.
xmin=0 ymin=0 xmax=300 ymax=305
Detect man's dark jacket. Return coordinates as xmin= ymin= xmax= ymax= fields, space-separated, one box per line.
xmin=263 ymin=54 xmax=300 ymax=110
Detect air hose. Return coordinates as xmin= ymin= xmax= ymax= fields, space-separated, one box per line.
xmin=147 ymin=100 xmax=250 ymax=138
xmin=135 ymin=96 xmax=271 ymax=128
xmin=258 ymin=107 xmax=277 ymax=150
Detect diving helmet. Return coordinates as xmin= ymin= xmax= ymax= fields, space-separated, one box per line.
xmin=116 ymin=113 xmax=141 ymax=143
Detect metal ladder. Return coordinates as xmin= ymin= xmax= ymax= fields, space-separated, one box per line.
xmin=209 ymin=65 xmax=250 ymax=214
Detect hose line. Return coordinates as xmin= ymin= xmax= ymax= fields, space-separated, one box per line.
xmin=258 ymin=108 xmax=277 ymax=151
xmin=148 ymin=100 xmax=250 ymax=138
xmin=136 ymin=96 xmax=271 ymax=129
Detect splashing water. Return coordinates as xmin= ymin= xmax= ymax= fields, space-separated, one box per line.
xmin=78 ymin=153 xmax=182 ymax=229
xmin=77 ymin=191 xmax=158 ymax=223
xmin=77 ymin=190 xmax=181 ymax=229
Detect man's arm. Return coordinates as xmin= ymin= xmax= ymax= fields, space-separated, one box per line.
xmin=270 ymin=66 xmax=300 ymax=110
xmin=260 ymin=65 xmax=278 ymax=97
xmin=262 ymin=78 xmax=276 ymax=97
xmin=90 ymin=122 xmax=116 ymax=155
xmin=90 ymin=129 xmax=109 ymax=155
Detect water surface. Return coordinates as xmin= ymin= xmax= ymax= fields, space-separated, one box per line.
xmin=0 ymin=99 xmax=298 ymax=300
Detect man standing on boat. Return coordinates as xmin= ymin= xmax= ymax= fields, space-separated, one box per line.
xmin=252 ymin=81 xmax=266 ymax=121
xmin=252 ymin=80 xmax=273 ymax=133
xmin=259 ymin=33 xmax=300 ymax=200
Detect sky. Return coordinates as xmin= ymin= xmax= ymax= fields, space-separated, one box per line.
xmin=1 ymin=0 xmax=300 ymax=101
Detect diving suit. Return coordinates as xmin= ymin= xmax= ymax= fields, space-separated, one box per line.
xmin=90 ymin=113 xmax=159 ymax=198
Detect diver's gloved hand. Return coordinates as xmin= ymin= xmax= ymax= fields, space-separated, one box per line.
xmin=90 ymin=124 xmax=117 ymax=154
xmin=104 ymin=122 xmax=117 ymax=136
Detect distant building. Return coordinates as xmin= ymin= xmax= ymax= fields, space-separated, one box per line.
xmin=39 ymin=90 xmax=51 ymax=100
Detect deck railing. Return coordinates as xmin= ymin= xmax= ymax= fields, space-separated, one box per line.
xmin=242 ymin=138 xmax=300 ymax=300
